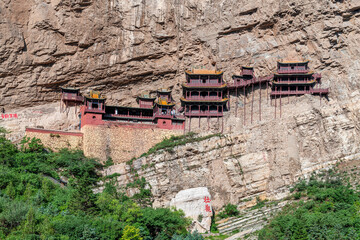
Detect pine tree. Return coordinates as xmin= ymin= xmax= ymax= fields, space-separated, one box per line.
xmin=24 ymin=207 xmax=36 ymax=234
xmin=5 ymin=182 xmax=16 ymax=199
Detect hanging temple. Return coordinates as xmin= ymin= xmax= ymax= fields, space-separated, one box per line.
xmin=60 ymin=60 xmax=329 ymax=132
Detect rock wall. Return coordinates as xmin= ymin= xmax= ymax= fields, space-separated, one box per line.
xmin=82 ymin=124 xmax=182 ymax=163
xmin=0 ymin=103 xmax=80 ymax=142
xmin=1 ymin=0 xmax=359 ymax=108
xmin=2 ymin=0 xmax=360 ymax=211
xmin=105 ymin=91 xmax=360 ymax=209
xmin=25 ymin=128 xmax=83 ymax=150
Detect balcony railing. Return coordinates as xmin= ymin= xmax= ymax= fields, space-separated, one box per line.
xmin=186 ymin=81 xmax=224 ymax=87
xmin=154 ymin=113 xmax=185 ymax=119
xmin=139 ymin=104 xmax=153 ymax=109
xmin=106 ymin=114 xmax=153 ymax=119
xmin=277 ymin=68 xmax=309 ymax=74
xmin=228 ymin=76 xmax=271 ymax=88
xmin=185 ymin=111 xmax=223 ymax=117
xmin=270 ymin=88 xmax=329 ymax=96
xmin=185 ymin=96 xmax=222 ymax=101
xmin=310 ymin=88 xmax=329 ymax=94
xmin=62 ymin=94 xmax=83 ymax=102
xmin=273 ymin=80 xmax=315 ymax=84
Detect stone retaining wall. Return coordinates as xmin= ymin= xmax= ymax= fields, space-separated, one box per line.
xmin=82 ymin=124 xmax=182 ymax=163
xmin=25 ymin=128 xmax=83 ymax=151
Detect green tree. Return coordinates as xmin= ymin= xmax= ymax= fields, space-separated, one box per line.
xmin=23 ymin=207 xmax=36 ymax=234
xmin=5 ymin=182 xmax=16 ymax=199
xmin=121 ymin=225 xmax=143 ymax=240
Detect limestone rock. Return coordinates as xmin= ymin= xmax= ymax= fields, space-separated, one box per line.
xmin=170 ymin=187 xmax=213 ymax=233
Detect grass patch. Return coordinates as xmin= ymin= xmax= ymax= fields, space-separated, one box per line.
xmin=139 ymin=132 xmax=222 ymax=158
xmin=206 ymin=234 xmax=229 ymax=240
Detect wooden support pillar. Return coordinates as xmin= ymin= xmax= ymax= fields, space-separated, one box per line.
xmin=235 ymin=87 xmax=238 ymax=117
xmin=280 ymin=87 xmax=282 ymax=119
xmin=259 ymin=81 xmax=262 ymax=121
xmin=199 ymin=114 xmax=200 ymax=128
xmin=275 ymin=87 xmax=277 ymax=119
xmin=243 ymin=87 xmax=246 ymax=126
xmin=251 ymin=84 xmax=254 ymax=124
xmin=207 ymin=117 xmax=210 ymax=130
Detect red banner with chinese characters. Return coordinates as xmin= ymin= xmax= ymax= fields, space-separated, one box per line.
xmin=204 ymin=196 xmax=211 ymax=212
xmin=1 ymin=114 xmax=18 ymax=119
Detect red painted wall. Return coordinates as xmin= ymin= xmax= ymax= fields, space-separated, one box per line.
xmin=80 ymin=106 xmax=185 ymax=130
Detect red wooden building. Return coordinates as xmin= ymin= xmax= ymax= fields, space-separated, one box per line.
xmin=271 ymin=60 xmax=329 ymax=97
xmin=79 ymin=90 xmax=185 ymax=130
xmin=60 ymin=87 xmax=84 ymax=113
xmin=154 ymin=89 xmax=185 ymax=129
xmin=181 ymin=69 xmax=228 ymax=118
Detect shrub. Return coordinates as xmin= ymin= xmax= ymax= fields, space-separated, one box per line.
xmin=259 ymin=173 xmax=360 ymax=239
xmin=218 ymin=204 xmax=239 ymax=219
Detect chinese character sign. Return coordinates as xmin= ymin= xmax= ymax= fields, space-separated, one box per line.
xmin=1 ymin=114 xmax=18 ymax=119
xmin=204 ymin=196 xmax=211 ymax=213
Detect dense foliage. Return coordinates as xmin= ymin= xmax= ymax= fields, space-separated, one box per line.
xmin=217 ymin=204 xmax=239 ymax=219
xmin=259 ymin=171 xmax=360 ymax=239
xmin=0 ymin=129 xmax=193 ymax=239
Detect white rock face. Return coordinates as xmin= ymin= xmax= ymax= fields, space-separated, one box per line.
xmin=170 ymin=187 xmax=213 ymax=233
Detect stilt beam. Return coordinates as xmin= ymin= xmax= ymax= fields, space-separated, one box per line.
xmin=274 ymin=90 xmax=277 ymax=119
xmin=199 ymin=116 xmax=200 ymax=128
xmin=266 ymin=81 xmax=268 ymax=104
xmin=259 ymin=81 xmax=261 ymax=121
xmin=280 ymin=87 xmax=282 ymax=118
xmin=207 ymin=117 xmax=210 ymax=130
xmin=235 ymin=87 xmax=238 ymax=117
xmin=243 ymin=87 xmax=246 ymax=126
xmin=251 ymin=84 xmax=254 ymax=124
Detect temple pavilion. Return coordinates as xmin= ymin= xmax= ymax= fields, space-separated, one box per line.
xmin=79 ymin=89 xmax=184 ymax=129
xmin=60 ymin=87 xmax=84 ymax=112
xmin=181 ymin=69 xmax=228 ymax=118
xmin=154 ymin=88 xmax=185 ymax=128
xmin=271 ymin=60 xmax=329 ymax=97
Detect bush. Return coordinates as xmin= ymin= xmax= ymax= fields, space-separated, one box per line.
xmin=218 ymin=204 xmax=239 ymax=219
xmin=259 ymin=173 xmax=360 ymax=239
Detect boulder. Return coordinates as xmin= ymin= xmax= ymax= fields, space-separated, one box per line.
xmin=170 ymin=187 xmax=213 ymax=233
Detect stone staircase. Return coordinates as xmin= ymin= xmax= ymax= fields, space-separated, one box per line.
xmin=215 ymin=201 xmax=288 ymax=239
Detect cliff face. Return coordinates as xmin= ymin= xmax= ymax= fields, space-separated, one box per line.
xmin=106 ymin=93 xmax=360 ymax=209
xmin=1 ymin=0 xmax=359 ymax=107
xmin=2 ymin=0 xmax=360 ymax=209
